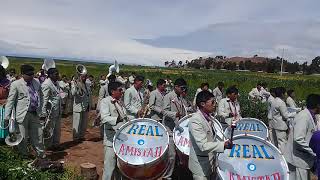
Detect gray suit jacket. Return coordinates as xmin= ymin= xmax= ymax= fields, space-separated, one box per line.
xmin=100 ymin=96 xmax=127 ymax=146
xmin=96 ymin=83 xmax=109 ymax=111
xmin=5 ymin=78 xmax=42 ymax=123
xmin=284 ymin=109 xmax=316 ymax=169
xmin=212 ymin=87 xmax=224 ymax=103
xmin=71 ymin=80 xmax=92 ymax=112
xmin=270 ymin=97 xmax=296 ymax=131
xmin=148 ymin=89 xmax=165 ymax=121
xmin=124 ymin=86 xmax=143 ymax=120
xmin=217 ymin=98 xmax=241 ymax=125
xmin=163 ymin=91 xmax=188 ymax=131
xmin=189 ymin=111 xmax=225 ymax=176
xmin=41 ymin=78 xmax=62 ymax=116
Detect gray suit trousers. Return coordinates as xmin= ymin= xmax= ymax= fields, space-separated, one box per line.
xmin=288 ymin=163 xmax=311 ymax=180
xmin=103 ymin=145 xmax=122 ymax=180
xmin=44 ymin=112 xmax=61 ymax=147
xmin=17 ymin=112 xmax=45 ymax=158
xmin=72 ymin=111 xmax=88 ymax=140
xmin=162 ymin=126 xmax=176 ymax=180
xmin=272 ymin=129 xmax=287 ymax=153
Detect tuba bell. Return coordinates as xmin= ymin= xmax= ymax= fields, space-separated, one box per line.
xmin=5 ymin=109 xmax=23 ymax=146
xmin=76 ymin=64 xmax=87 ymax=75
xmin=0 ymin=56 xmax=9 ymax=69
xmin=107 ymin=60 xmax=119 ymax=77
xmin=43 ymin=58 xmax=56 ymax=71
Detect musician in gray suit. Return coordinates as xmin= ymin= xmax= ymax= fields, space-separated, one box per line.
xmin=71 ymin=73 xmax=92 ymax=141
xmin=284 ymin=94 xmax=320 ymax=180
xmin=100 ymin=82 xmax=127 ymax=180
xmin=124 ymin=75 xmax=144 ymax=120
xmin=212 ymin=81 xmax=224 ymax=104
xmin=40 ymin=68 xmax=62 ymax=150
xmin=148 ymin=79 xmax=166 ymax=121
xmin=163 ymin=78 xmax=189 ymax=179
xmin=189 ymin=90 xmax=232 ymax=180
xmin=5 ymin=65 xmax=45 ymax=158
xmin=269 ymin=87 xmax=296 ymax=153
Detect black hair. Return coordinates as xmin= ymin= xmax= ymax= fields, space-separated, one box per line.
xmin=226 ymin=86 xmax=238 ymax=95
xmin=257 ymin=82 xmax=263 ymax=86
xmin=270 ymin=87 xmax=276 ymax=94
xmin=200 ymin=82 xmax=209 ymax=89
xmin=217 ymin=81 xmax=224 ymax=87
xmin=275 ymin=87 xmax=286 ymax=98
xmin=196 ymin=90 xmax=215 ymax=108
xmin=287 ymin=89 xmax=294 ymax=97
xmin=134 ymin=75 xmax=144 ymax=82
xmin=108 ymin=81 xmax=123 ymax=95
xmin=306 ymin=94 xmax=320 ymax=109
xmin=20 ymin=64 xmax=35 ymax=75
xmin=0 ymin=65 xmax=6 ymax=79
xmin=108 ymin=74 xmax=116 ymax=82
xmin=174 ymin=78 xmax=187 ymax=86
xmin=157 ymin=79 xmax=166 ymax=87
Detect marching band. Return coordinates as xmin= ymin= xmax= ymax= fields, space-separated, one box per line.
xmin=0 ymin=57 xmax=319 ymax=180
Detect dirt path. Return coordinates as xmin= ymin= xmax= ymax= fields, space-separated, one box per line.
xmin=48 ymin=110 xmax=105 ymax=179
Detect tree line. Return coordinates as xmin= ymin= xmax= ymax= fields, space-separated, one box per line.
xmin=164 ymin=56 xmax=320 ymax=75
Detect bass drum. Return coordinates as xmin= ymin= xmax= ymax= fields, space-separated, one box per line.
xmin=217 ymin=134 xmax=289 ymax=180
xmin=224 ymin=118 xmax=268 ymax=140
xmin=173 ymin=114 xmax=193 ymax=168
xmin=113 ymin=118 xmax=169 ymax=180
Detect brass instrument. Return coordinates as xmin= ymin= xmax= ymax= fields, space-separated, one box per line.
xmin=140 ymin=104 xmax=150 ymax=118
xmin=5 ymin=108 xmax=23 ymax=146
xmin=42 ymin=58 xmax=56 ymax=71
xmin=107 ymin=60 xmax=119 ymax=77
xmin=0 ymin=56 xmax=9 ymax=69
xmin=43 ymin=100 xmax=54 ymax=139
xmin=73 ymin=64 xmax=88 ymax=97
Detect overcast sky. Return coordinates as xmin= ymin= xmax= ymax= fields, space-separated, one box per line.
xmin=0 ymin=0 xmax=319 ymax=65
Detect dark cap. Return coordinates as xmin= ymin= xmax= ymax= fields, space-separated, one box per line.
xmin=21 ymin=64 xmax=35 ymax=76
xmin=47 ymin=68 xmax=59 ymax=75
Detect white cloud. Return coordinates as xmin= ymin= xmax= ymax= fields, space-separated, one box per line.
xmin=0 ymin=0 xmax=319 ymax=65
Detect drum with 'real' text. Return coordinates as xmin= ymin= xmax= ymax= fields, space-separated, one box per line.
xmin=173 ymin=114 xmax=193 ymax=168
xmin=113 ymin=118 xmax=169 ymax=180
xmin=217 ymin=134 xmax=289 ymax=180
xmin=224 ymin=118 xmax=268 ymax=140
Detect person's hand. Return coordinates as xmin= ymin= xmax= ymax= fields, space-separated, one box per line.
xmin=228 ymin=113 xmax=234 ymax=118
xmin=176 ymin=112 xmax=181 ymax=118
xmin=224 ymin=139 xmax=233 ymax=149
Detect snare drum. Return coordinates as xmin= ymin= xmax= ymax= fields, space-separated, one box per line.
xmin=217 ymin=135 xmax=289 ymax=180
xmin=224 ymin=118 xmax=268 ymax=140
xmin=113 ymin=118 xmax=169 ymax=180
xmin=173 ymin=114 xmax=193 ymax=167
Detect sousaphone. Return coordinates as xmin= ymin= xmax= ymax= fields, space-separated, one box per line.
xmin=0 ymin=56 xmax=9 ymax=69
xmin=42 ymin=58 xmax=56 ymax=71
xmin=107 ymin=60 xmax=119 ymax=77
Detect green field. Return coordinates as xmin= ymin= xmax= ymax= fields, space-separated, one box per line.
xmin=8 ymin=56 xmax=320 ymax=100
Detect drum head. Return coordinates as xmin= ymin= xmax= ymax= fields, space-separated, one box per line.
xmin=224 ymin=118 xmax=268 ymax=140
xmin=173 ymin=114 xmax=193 ymax=156
xmin=113 ymin=118 xmax=169 ymax=166
xmin=217 ymin=135 xmax=289 ymax=180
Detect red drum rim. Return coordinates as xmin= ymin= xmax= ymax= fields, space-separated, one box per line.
xmin=113 ymin=118 xmax=170 ymax=166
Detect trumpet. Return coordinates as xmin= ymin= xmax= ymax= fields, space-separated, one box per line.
xmin=43 ymin=100 xmax=54 ymax=139
xmin=5 ymin=108 xmax=23 ymax=146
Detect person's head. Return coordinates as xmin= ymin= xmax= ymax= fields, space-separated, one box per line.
xmin=287 ymin=89 xmax=295 ymax=98
xmin=21 ymin=64 xmax=35 ymax=82
xmin=226 ymin=86 xmax=239 ymax=102
xmin=270 ymin=88 xmax=276 ymax=97
xmin=157 ymin=79 xmax=166 ymax=92
xmin=257 ymin=82 xmax=262 ymax=90
xmin=134 ymin=75 xmax=144 ymax=89
xmin=108 ymin=74 xmax=116 ymax=82
xmin=147 ymin=85 xmax=153 ymax=92
xmin=200 ymin=83 xmax=209 ymax=91
xmin=47 ymin=68 xmax=60 ymax=82
xmin=9 ymin=68 xmax=16 ymax=76
xmin=108 ymin=82 xmax=123 ymax=100
xmin=196 ymin=91 xmax=216 ymax=114
xmin=100 ymin=74 xmax=106 ymax=80
xmin=0 ymin=65 xmax=6 ymax=79
xmin=217 ymin=81 xmax=224 ymax=90
xmin=79 ymin=74 xmax=87 ymax=82
xmin=174 ymin=78 xmax=187 ymax=96
xmin=306 ymin=94 xmax=320 ymax=114
xmin=88 ymin=75 xmax=94 ymax=81
xmin=40 ymin=69 xmax=45 ymax=75
xmin=275 ymin=87 xmax=286 ymax=98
